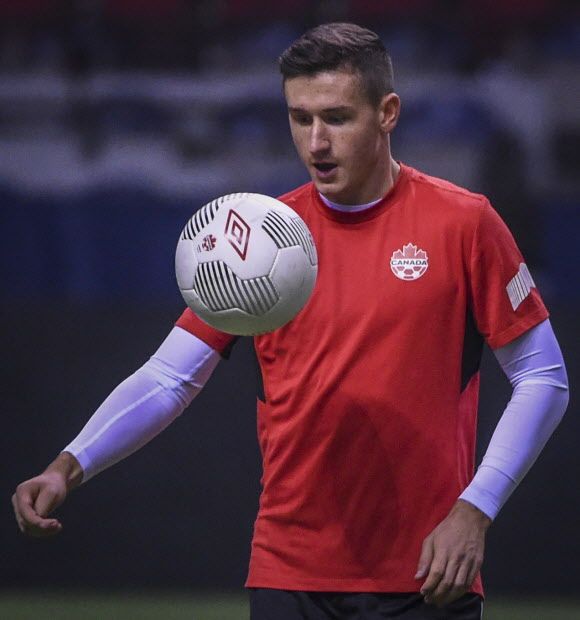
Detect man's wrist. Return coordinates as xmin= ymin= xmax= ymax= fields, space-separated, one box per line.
xmin=454 ymin=499 xmax=493 ymax=530
xmin=44 ymin=451 xmax=84 ymax=492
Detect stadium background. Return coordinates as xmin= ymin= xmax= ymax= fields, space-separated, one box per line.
xmin=1 ymin=1 xmax=578 ymax=618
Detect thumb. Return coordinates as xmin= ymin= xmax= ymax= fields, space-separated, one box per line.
xmin=415 ymin=536 xmax=434 ymax=580
xmin=34 ymin=484 xmax=65 ymax=518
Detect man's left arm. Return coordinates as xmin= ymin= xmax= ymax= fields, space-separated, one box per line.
xmin=416 ymin=318 xmax=569 ymax=606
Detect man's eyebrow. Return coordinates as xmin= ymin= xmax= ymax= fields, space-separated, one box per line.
xmin=287 ymin=106 xmax=352 ymax=113
xmin=322 ymin=106 xmax=352 ymax=113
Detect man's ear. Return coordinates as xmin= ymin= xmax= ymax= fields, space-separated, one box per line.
xmin=379 ymin=92 xmax=401 ymax=134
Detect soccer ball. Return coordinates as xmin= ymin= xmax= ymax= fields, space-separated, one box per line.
xmin=176 ymin=193 xmax=318 ymax=336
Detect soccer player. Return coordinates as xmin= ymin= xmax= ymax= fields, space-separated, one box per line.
xmin=13 ymin=23 xmax=569 ymax=620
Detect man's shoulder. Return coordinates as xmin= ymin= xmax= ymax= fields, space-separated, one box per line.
xmin=404 ymin=164 xmax=488 ymax=212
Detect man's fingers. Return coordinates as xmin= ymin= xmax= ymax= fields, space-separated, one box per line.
xmin=18 ymin=509 xmax=62 ymax=537
xmin=26 ymin=519 xmax=63 ymax=538
xmin=454 ymin=559 xmax=471 ymax=591
xmin=35 ymin=485 xmax=63 ymax=518
xmin=434 ymin=584 xmax=468 ymax=609
xmin=466 ymin=557 xmax=482 ymax=590
xmin=415 ymin=536 xmax=434 ymax=579
xmin=12 ymin=485 xmax=62 ymax=536
xmin=420 ymin=556 xmax=446 ymax=598
xmin=430 ymin=559 xmax=471 ymax=607
xmin=424 ymin=558 xmax=458 ymax=605
xmin=11 ymin=493 xmax=27 ymax=532
xmin=427 ymin=556 xmax=479 ymax=607
xmin=13 ymin=487 xmax=42 ymax=526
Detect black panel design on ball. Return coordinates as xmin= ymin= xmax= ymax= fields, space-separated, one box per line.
xmin=262 ymin=210 xmax=317 ymax=265
xmin=181 ymin=193 xmax=249 ymax=241
xmin=194 ymin=260 xmax=279 ymax=315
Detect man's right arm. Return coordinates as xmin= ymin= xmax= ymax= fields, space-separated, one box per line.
xmin=12 ymin=326 xmax=221 ymax=537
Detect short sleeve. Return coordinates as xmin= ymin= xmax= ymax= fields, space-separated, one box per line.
xmin=469 ymin=200 xmax=548 ymax=350
xmin=175 ymin=308 xmax=238 ymax=358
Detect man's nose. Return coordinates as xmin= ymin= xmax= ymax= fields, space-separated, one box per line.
xmin=309 ymin=120 xmax=330 ymax=155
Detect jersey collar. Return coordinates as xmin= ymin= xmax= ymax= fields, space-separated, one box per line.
xmin=312 ymin=163 xmax=409 ymax=224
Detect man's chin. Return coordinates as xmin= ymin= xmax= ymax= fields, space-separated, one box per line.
xmin=312 ymin=177 xmax=342 ymax=201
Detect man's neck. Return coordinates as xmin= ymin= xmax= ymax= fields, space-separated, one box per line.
xmin=321 ymin=158 xmax=400 ymax=208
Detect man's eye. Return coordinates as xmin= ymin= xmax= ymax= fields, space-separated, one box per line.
xmin=326 ymin=116 xmax=347 ymax=125
xmin=294 ymin=116 xmax=311 ymax=125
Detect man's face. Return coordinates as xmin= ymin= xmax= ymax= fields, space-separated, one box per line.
xmin=284 ymin=69 xmax=389 ymax=205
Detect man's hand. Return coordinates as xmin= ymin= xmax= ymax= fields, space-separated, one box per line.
xmin=12 ymin=452 xmax=83 ymax=537
xmin=415 ymin=499 xmax=491 ymax=607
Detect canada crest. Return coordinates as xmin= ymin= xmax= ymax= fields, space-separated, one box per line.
xmin=390 ymin=243 xmax=429 ymax=281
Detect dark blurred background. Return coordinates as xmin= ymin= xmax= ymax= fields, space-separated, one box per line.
xmin=1 ymin=0 xmax=579 ymax=602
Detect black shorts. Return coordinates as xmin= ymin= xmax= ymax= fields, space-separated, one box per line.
xmin=249 ymin=589 xmax=483 ymax=620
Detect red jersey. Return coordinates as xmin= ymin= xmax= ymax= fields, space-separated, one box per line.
xmin=176 ymin=163 xmax=548 ymax=594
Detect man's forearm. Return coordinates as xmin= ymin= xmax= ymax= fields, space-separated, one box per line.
xmin=63 ymin=327 xmax=221 ymax=483
xmin=460 ymin=320 xmax=569 ymax=519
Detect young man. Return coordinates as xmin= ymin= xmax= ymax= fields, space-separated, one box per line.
xmin=13 ymin=23 xmax=568 ymax=620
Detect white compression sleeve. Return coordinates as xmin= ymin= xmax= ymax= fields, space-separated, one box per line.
xmin=459 ymin=319 xmax=569 ymax=520
xmin=63 ymin=326 xmax=221 ymax=483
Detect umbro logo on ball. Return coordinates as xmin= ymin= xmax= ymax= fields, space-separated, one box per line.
xmin=390 ymin=243 xmax=429 ymax=281
xmin=225 ymin=209 xmax=251 ymax=260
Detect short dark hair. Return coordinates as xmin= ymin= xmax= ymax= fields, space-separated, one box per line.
xmin=279 ymin=23 xmax=394 ymax=106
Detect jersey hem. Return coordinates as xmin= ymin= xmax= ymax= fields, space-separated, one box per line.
xmin=245 ymin=575 xmax=484 ymax=596
xmin=487 ymin=307 xmax=549 ymax=349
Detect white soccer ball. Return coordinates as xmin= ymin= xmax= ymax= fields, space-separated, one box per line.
xmin=176 ymin=193 xmax=318 ymax=336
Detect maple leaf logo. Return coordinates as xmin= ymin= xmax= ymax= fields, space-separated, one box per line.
xmin=201 ymin=234 xmax=217 ymax=251
xmin=392 ymin=243 xmax=427 ymax=260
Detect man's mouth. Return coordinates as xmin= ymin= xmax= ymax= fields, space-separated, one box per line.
xmin=313 ymin=163 xmax=337 ymax=172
